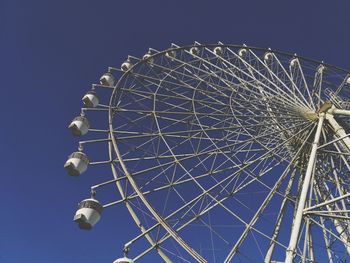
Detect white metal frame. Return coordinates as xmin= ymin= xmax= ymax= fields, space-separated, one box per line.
xmin=67 ymin=43 xmax=350 ymax=262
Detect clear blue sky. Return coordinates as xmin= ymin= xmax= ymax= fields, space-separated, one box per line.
xmin=2 ymin=0 xmax=350 ymax=262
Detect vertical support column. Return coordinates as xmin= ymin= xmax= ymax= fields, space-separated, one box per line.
xmin=324 ymin=116 xmax=350 ymax=253
xmin=326 ymin=113 xmax=350 ymax=151
xmin=285 ymin=114 xmax=324 ymax=263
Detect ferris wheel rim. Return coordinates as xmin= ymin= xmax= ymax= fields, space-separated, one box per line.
xmin=113 ymin=44 xmax=350 ymax=80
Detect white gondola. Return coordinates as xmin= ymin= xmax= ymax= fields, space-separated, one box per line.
xmin=68 ymin=116 xmax=90 ymax=136
xmin=121 ymin=60 xmax=133 ymax=72
xmin=214 ymin=46 xmax=223 ymax=56
xmin=142 ymin=52 xmax=154 ymax=64
xmin=347 ymin=76 xmax=350 ymax=84
xmin=190 ymin=46 xmax=199 ymax=56
xmin=290 ymin=58 xmax=298 ymax=67
xmin=165 ymin=49 xmax=176 ymax=59
xmin=82 ymin=90 xmax=99 ymax=108
xmin=317 ymin=64 xmax=326 ymax=73
xmin=113 ymin=257 xmax=134 ymax=263
xmin=64 ymin=151 xmax=89 ymax=176
xmin=238 ymin=48 xmax=247 ymax=57
xmin=264 ymin=52 xmax=273 ymax=62
xmin=100 ymin=72 xmax=116 ymax=87
xmin=73 ymin=198 xmax=103 ymax=230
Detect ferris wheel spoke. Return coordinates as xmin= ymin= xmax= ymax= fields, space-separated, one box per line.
xmin=159 ymin=73 xmax=233 ymax=117
xmin=142 ymin=187 xmax=285 ymax=262
xmin=212 ymin=47 xmax=307 ymax=109
xmin=231 ymin=86 xmax=307 ymax=126
xmin=124 ymin=138 xmax=260 ymax=188
xmin=268 ymin=52 xmax=313 ymax=109
xmin=114 ymin=143 xmax=208 ymax=262
xmin=202 ymin=193 xmax=297 ymax=256
xmin=140 ymin=56 xmax=235 ymax=100
xmin=229 ymin=71 xmax=308 ymax=119
xmin=334 ymin=73 xmax=350 ymax=95
xmin=171 ymin=187 xmax=231 ymax=247
xmin=224 ymin=120 xmax=316 ymax=261
xmin=227 ymin=90 xmax=306 ymax=121
xmin=244 ymin=49 xmax=310 ymax=108
xmin=121 ymin=166 xmax=235 ymax=218
xmin=115 ymin=108 xmax=243 ymax=118
xmin=224 ymin=73 xmax=304 ymax=120
xmin=188 ymin=47 xmax=297 ymax=107
xmin=313 ymin=65 xmax=326 ymax=108
xmin=133 ymin=74 xmax=236 ymax=118
xmin=115 ymin=123 xmax=258 ymax=147
xmin=173 ymin=151 xmax=281 ymax=217
xmin=127 ymin=125 xmax=284 ymax=183
xmin=290 ymin=58 xmax=316 ymax=110
xmin=128 ymin=159 xmax=283 ymax=253
xmin=285 ymin=57 xmax=316 ymax=110
xmin=224 ymin=164 xmax=293 ymax=261
xmin=134 ymin=88 xmax=228 ymax=109
xmin=124 ymin=150 xmax=304 ymax=262
xmin=193 ymin=122 xmax=314 ymax=208
xmin=133 ymin=68 xmax=235 ymax=102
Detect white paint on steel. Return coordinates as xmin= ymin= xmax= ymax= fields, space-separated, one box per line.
xmin=285 ymin=114 xmax=325 ymax=263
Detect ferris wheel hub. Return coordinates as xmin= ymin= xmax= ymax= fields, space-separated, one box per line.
xmin=317 ymin=101 xmax=333 ymax=114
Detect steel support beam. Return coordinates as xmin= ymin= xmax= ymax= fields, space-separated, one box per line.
xmin=285 ymin=114 xmax=324 ymax=262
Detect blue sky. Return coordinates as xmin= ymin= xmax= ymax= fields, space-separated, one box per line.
xmin=2 ymin=0 xmax=350 ymax=262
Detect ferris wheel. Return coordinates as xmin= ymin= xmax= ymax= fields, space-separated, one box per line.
xmin=65 ymin=42 xmax=350 ymax=262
